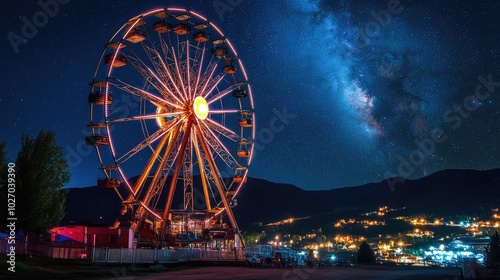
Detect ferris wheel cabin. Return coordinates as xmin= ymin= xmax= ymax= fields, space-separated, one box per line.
xmin=174 ymin=23 xmax=190 ymax=35
xmin=85 ymin=135 xmax=109 ymax=146
xmin=233 ymin=175 xmax=245 ymax=183
xmin=239 ymin=119 xmax=252 ymax=127
xmin=211 ymin=46 xmax=228 ymax=58
xmin=88 ymin=92 xmax=112 ymax=105
xmin=153 ymin=20 xmax=172 ymax=33
xmin=232 ymin=89 xmax=247 ymax=98
xmin=104 ymin=53 xmax=127 ymax=68
xmin=194 ymin=31 xmax=210 ymax=43
xmin=125 ymin=28 xmax=146 ymax=43
xmin=222 ymin=64 xmax=237 ymax=75
xmin=97 ymin=178 xmax=121 ymax=188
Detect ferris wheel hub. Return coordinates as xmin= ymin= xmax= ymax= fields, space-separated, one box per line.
xmin=193 ymin=96 xmax=209 ymax=120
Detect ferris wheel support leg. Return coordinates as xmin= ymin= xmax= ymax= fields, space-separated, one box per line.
xmin=194 ymin=121 xmax=241 ymax=233
xmin=130 ymin=129 xmax=171 ymax=197
xmin=132 ymin=126 xmax=182 ymax=232
xmin=192 ymin=133 xmax=212 ymax=211
xmin=112 ymin=131 xmax=171 ymax=229
xmin=159 ymin=118 xmax=194 ymax=242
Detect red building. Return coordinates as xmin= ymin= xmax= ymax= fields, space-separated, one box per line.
xmin=50 ymin=225 xmax=134 ymax=248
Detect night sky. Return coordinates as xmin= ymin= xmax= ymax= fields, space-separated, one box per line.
xmin=2 ymin=0 xmax=499 ymax=190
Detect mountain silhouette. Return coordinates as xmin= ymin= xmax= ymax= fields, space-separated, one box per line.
xmin=61 ymin=168 xmax=500 ymax=229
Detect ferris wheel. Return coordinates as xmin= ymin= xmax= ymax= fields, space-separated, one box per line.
xmin=86 ymin=7 xmax=255 ymax=247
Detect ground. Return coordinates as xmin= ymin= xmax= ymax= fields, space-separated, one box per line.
xmin=1 ymin=256 xmax=460 ymax=280
xmin=124 ymin=266 xmax=459 ymax=280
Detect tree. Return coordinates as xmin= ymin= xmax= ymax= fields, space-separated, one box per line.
xmin=357 ymin=241 xmax=375 ymax=264
xmin=485 ymin=232 xmax=500 ymax=268
xmin=16 ymin=130 xmax=70 ymax=236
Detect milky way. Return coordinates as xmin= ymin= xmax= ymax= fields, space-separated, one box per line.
xmin=267 ymin=0 xmax=500 ymax=187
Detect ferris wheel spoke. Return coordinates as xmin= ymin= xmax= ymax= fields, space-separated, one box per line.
xmin=125 ymin=53 xmax=167 ymax=94
xmin=158 ymin=35 xmax=172 ymax=65
xmin=116 ymin=118 xmax=183 ymax=164
xmin=141 ymin=44 xmax=179 ymax=99
xmin=200 ymin=122 xmax=238 ymax=169
xmin=109 ymin=111 xmax=184 ymax=123
xmin=109 ymin=78 xmax=182 ymax=110
xmin=170 ymin=46 xmax=189 ymax=102
xmin=205 ymin=118 xmax=240 ymax=142
xmin=202 ymin=73 xmax=226 ymax=99
xmin=209 ymin=109 xmax=239 ymax=114
xmin=206 ymin=85 xmax=236 ymax=105
xmin=127 ymin=53 xmax=184 ymax=105
xmin=117 ymin=128 xmax=167 ymax=165
xmin=146 ymin=43 xmax=186 ymax=104
xmin=186 ymin=41 xmax=192 ymax=101
xmin=141 ymin=23 xmax=177 ymax=89
xmin=196 ymin=61 xmax=218 ymax=98
xmin=191 ymin=47 xmax=206 ymax=99
xmin=146 ymin=64 xmax=185 ymax=105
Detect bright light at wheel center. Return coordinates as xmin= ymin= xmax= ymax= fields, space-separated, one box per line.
xmin=193 ymin=96 xmax=209 ymax=120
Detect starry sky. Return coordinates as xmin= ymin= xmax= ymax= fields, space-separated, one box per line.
xmin=1 ymin=0 xmax=499 ymax=190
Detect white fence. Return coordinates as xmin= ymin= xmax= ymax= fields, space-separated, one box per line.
xmin=245 ymin=245 xmax=273 ymax=257
xmin=245 ymin=245 xmax=300 ymax=259
xmin=92 ymin=247 xmax=243 ymax=264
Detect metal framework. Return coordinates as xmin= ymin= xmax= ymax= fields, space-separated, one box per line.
xmin=86 ymin=8 xmax=255 ymax=248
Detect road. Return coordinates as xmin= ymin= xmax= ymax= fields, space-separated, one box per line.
xmin=123 ymin=265 xmax=459 ymax=280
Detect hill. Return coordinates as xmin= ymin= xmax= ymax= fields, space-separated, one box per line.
xmin=61 ymin=168 xmax=500 ymax=229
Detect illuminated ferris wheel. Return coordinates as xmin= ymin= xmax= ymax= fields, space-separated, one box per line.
xmin=86 ymin=7 xmax=255 ymax=247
